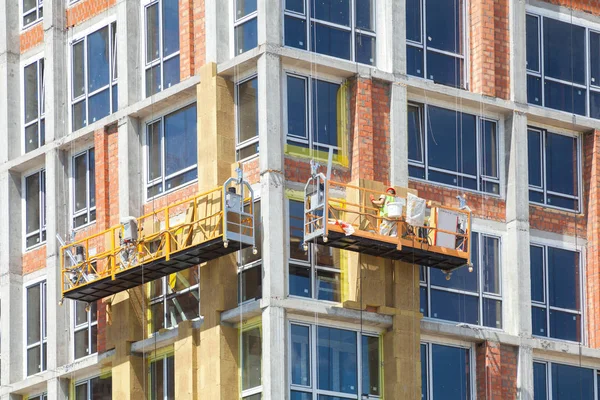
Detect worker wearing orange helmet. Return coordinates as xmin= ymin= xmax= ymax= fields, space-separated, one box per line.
xmin=370 ymin=187 xmax=398 ymax=236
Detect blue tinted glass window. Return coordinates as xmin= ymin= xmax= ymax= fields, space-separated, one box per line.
xmin=286 ymin=0 xmax=304 ymax=13
xmin=88 ymin=89 xmax=110 ymax=124
xmin=544 ymin=80 xmax=586 ymax=116
xmin=163 ymin=56 xmax=180 ymax=90
xmin=430 ymin=289 xmax=479 ymax=325
xmin=533 ymin=362 xmax=547 ymax=400
xmin=527 ymin=75 xmax=543 ymax=105
xmin=551 ymin=363 xmax=593 ymax=399
xmin=426 ymin=51 xmax=463 ymax=88
xmin=406 ymin=0 xmax=421 ymax=42
xmin=236 ymin=0 xmax=257 ymax=20
xmin=420 ymin=286 xmax=428 ymax=316
xmin=543 ymin=18 xmax=585 ymax=84
xmin=290 ymin=264 xmax=311 ymax=297
xmin=312 ymin=80 xmax=340 ymax=147
xmin=355 ymin=0 xmax=374 ymax=31
xmin=591 ymin=90 xmax=600 ymax=119
xmin=431 ymin=344 xmax=470 ymax=400
xmin=291 ymin=391 xmax=312 ymax=400
xmin=287 ymin=76 xmax=308 ymax=139
xmin=317 ymin=326 xmax=357 ymax=394
xmin=289 ymin=200 xmax=308 ymax=261
xmin=408 ymin=105 xmax=423 ymax=163
xmin=532 ymin=306 xmax=547 ymax=337
xmin=590 ymin=32 xmax=600 ymax=86
xmin=430 ymin=263 xmax=478 ymax=293
xmin=162 ymin=0 xmax=180 ymax=56
xmin=426 ymin=0 xmax=462 ymax=54
xmin=526 ymin=15 xmax=540 ymax=72
xmin=483 ymin=298 xmax=502 ymax=329
xmin=311 ymin=0 xmax=350 ymax=26
xmin=235 ymin=18 xmax=258 ymax=55
xmin=549 ymin=309 xmax=580 ymax=341
xmin=407 ymin=45 xmax=424 ymax=77
xmin=164 ymin=104 xmax=197 ymax=177
xmin=421 ymin=344 xmax=428 ymax=400
xmin=355 ymin=34 xmax=376 ymax=65
xmin=310 ymin=23 xmax=351 ymax=60
xmin=545 ymin=133 xmax=578 ymax=197
xmin=547 ymin=247 xmax=579 ymax=310
xmin=530 ymin=245 xmax=545 ymax=303
xmin=87 ymin=28 xmax=110 ymax=93
xmin=528 ymin=130 xmax=542 ymax=188
xmin=285 ymin=16 xmax=307 ymax=50
xmin=361 ymin=335 xmax=380 ymax=396
xmin=481 ymin=120 xmax=498 ymax=179
xmin=291 ymin=324 xmax=311 ymax=386
xmin=482 ymin=236 xmax=500 ymax=294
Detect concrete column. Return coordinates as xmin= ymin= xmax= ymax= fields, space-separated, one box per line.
xmin=116 ymin=0 xmax=140 ymax=107
xmin=517 ymin=345 xmax=534 ymax=400
xmin=390 ymin=83 xmax=408 ymax=187
xmin=118 ymin=117 xmax=142 ymax=219
xmin=0 ymin=0 xmax=20 ymax=161
xmin=382 ymin=0 xmax=406 ymax=75
xmin=258 ymin=0 xmax=282 ymax=46
xmin=257 ymin=52 xmax=286 ymax=399
xmin=509 ymin=0 xmax=527 ymax=104
xmin=204 ymin=1 xmax=229 ymax=63
xmin=46 ymin=377 xmax=69 ymax=400
xmin=45 ymin=148 xmax=70 ymax=370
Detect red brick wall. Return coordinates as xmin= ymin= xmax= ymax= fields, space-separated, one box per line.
xmin=241 ymin=157 xmax=260 ymax=185
xmin=22 ymin=245 xmax=47 ymax=274
xmin=66 ymin=0 xmax=116 ymax=27
xmin=542 ymin=0 xmax=600 ymax=14
xmin=469 ymin=0 xmax=510 ymax=99
xmin=372 ymin=81 xmax=391 ymax=185
xmin=585 ymin=130 xmax=600 ymax=348
xmin=180 ymin=0 xmax=195 ymax=79
xmin=350 ymin=77 xmax=374 ymax=181
xmin=20 ymin=23 xmax=43 ymax=53
xmin=194 ymin=0 xmax=206 ymax=70
xmin=476 ymin=342 xmax=517 ymax=399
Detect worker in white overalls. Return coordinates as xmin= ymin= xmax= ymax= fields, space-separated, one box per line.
xmin=370 ymin=187 xmax=398 ymax=237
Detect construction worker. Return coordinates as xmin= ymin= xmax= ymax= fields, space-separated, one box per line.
xmin=370 ymin=187 xmax=398 ymax=236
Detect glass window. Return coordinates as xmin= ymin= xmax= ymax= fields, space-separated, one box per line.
xmin=421 ymin=342 xmax=471 ymax=400
xmin=28 ymin=395 xmax=47 ymax=400
xmin=24 ymin=58 xmax=45 ymax=153
xmin=71 ymin=23 xmax=118 ymax=131
xmin=236 ymin=76 xmax=259 ymax=160
xmin=290 ymin=323 xmax=379 ymax=399
xmin=527 ymin=128 xmax=580 ymax=211
xmin=289 ymin=199 xmax=340 ymax=302
xmin=408 ymin=103 xmax=499 ymax=195
xmin=148 ymin=354 xmax=174 ymax=400
xmin=530 ymin=244 xmax=581 ymax=342
xmin=286 ymin=74 xmax=344 ymax=155
xmin=72 ymin=149 xmax=96 ymax=229
xmin=241 ymin=326 xmax=262 ymax=398
xmin=22 ymin=0 xmax=43 ymax=27
xmin=406 ymin=0 xmax=464 ymax=87
xmin=239 ymin=200 xmax=262 ymax=304
xmin=25 ymin=170 xmax=46 ymax=249
xmin=533 ymin=361 xmax=594 ymax=400
xmin=74 ymin=375 xmax=112 ymax=400
xmin=26 ymin=281 xmax=47 ymax=376
xmin=146 ymin=103 xmax=197 ymax=199
xmin=526 ymin=13 xmax=600 ymax=118
xmin=145 ymin=0 xmax=180 ymax=97
xmin=234 ymin=0 xmax=257 ymax=55
xmin=284 ymin=0 xmax=376 ymax=65
xmin=149 ymin=268 xmax=199 ymax=333
xmin=420 ymin=233 xmax=502 ymax=328
xmin=73 ymin=301 xmax=98 ymax=360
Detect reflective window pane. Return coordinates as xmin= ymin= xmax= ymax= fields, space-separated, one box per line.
xmin=526 ymin=15 xmax=540 ymax=72
xmin=481 ymin=120 xmax=498 ymax=179
xmin=285 ymin=16 xmax=307 ymax=49
xmin=163 ymin=56 xmax=180 ymax=90
xmin=74 ymin=328 xmax=89 ymax=359
xmin=551 ymin=363 xmax=593 ymax=399
xmin=310 ymin=22 xmax=351 ymax=61
xmin=164 ymin=104 xmax=197 ymax=177
xmin=355 ymin=34 xmax=375 ymax=65
xmin=430 ymin=289 xmax=479 ymax=325
xmin=241 ymin=327 xmax=262 ymax=391
xmin=72 ymin=41 xmax=85 ymax=99
xmin=312 ymin=79 xmax=340 ymax=148
xmin=426 ymin=51 xmax=463 ymax=88
xmin=311 ymin=0 xmax=350 ymax=26
xmin=24 ymin=62 xmax=39 ymax=124
xmin=286 ymin=0 xmax=304 ymax=13
xmin=236 ymin=0 xmax=257 ymax=20
xmin=355 ymin=0 xmax=374 ymax=31
xmin=165 ymin=289 xmax=199 ymax=328
xmin=27 ymin=284 xmax=41 ymax=345
xmin=87 ymin=28 xmax=110 ymax=93
xmin=317 ymin=326 xmax=357 ymax=394
xmin=290 ymin=264 xmax=311 ymax=297
xmin=545 ymin=133 xmax=578 ymax=197
xmin=407 ymin=45 xmax=424 ymax=78
xmin=291 ymin=324 xmax=310 ymax=386
xmin=235 ymin=18 xmax=258 ymax=55
xmin=547 ymin=247 xmax=579 ymax=310
xmin=482 ymin=236 xmax=500 ymax=294
xmin=26 ymin=173 xmax=41 ymax=235
xmin=316 ymin=269 xmax=340 ymax=302
xmin=549 ymin=309 xmax=580 ymax=342
xmin=431 ymin=344 xmax=470 ymax=400
xmin=532 ymin=306 xmax=547 ymax=337
xmin=530 ymin=245 xmax=545 ymax=303
xmin=146 ymin=64 xmax=162 ymax=97
xmin=533 ymin=362 xmax=547 ymax=400
xmin=287 ymin=76 xmax=308 ymax=139
xmin=361 ymin=335 xmax=380 ymax=396
xmin=425 ymin=0 xmax=462 ymax=54
xmin=406 ymin=0 xmax=421 ymax=42
xmin=528 ymin=130 xmax=542 ymax=188
xmin=591 ymin=32 xmax=600 ymax=86
xmin=527 ymin=75 xmax=542 ymax=105
xmin=289 ymin=200 xmax=308 ymax=261
xmin=482 ymin=298 xmax=502 ymax=329
xmin=238 ymin=77 xmax=259 ymax=144
xmin=408 ymin=104 xmax=423 ymax=163
xmin=162 ymin=0 xmax=180 ymax=57
xmin=543 ymin=17 xmax=585 ymax=84
xmin=147 ymin=121 xmax=162 ymax=182
xmin=544 ymin=79 xmax=586 ymax=116
xmin=88 ymin=89 xmax=110 ymax=124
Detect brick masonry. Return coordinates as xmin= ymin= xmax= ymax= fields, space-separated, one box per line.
xmin=20 ymin=23 xmax=43 ymax=53
xmin=66 ymin=0 xmax=117 ymax=28
xmin=476 ymin=341 xmax=518 ymax=399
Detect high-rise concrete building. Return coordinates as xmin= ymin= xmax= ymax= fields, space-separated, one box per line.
xmin=1 ymin=0 xmax=600 ymax=399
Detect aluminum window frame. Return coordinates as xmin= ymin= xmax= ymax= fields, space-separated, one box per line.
xmin=420 ymin=232 xmax=503 ymax=329
xmin=28 ymin=394 xmax=47 ymax=400
xmin=238 ymin=198 xmax=262 ymax=305
xmin=69 ymin=21 xmax=118 ymax=132
xmin=526 ymin=10 xmax=600 ymax=118
xmin=22 ymin=57 xmax=45 ymax=154
xmin=143 ymin=0 xmax=181 ymax=97
xmin=420 ymin=340 xmax=475 ymax=400
xmin=23 ymin=169 xmax=46 ymax=250
xmin=235 ymin=74 xmax=260 ymax=162
xmin=283 ymin=0 xmax=377 ymax=65
xmin=532 ymin=359 xmax=599 ymax=400
xmin=22 ymin=0 xmax=43 ymax=30
xmin=407 ymin=102 xmax=501 ymax=196
xmin=72 ymin=301 xmax=98 ymax=360
xmin=71 ymin=148 xmax=97 ymax=230
xmin=288 ymin=320 xmax=382 ymax=399
xmin=405 ymin=0 xmax=468 ymax=88
xmin=530 ymin=242 xmax=584 ymax=343
xmin=144 ymin=102 xmax=198 ymax=201
xmin=284 ymin=72 xmax=344 ymax=155
xmin=233 ymin=0 xmax=258 ymax=57
xmin=24 ymin=279 xmax=47 ymax=377
xmin=240 ymin=323 xmax=263 ymax=398
xmin=527 ymin=126 xmax=582 ymax=213
xmin=147 ymin=352 xmax=175 ymax=400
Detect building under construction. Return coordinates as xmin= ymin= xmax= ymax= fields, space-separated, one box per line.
xmin=1 ymin=0 xmax=600 ymax=398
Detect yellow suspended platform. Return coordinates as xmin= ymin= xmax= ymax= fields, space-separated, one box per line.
xmin=303 ymin=174 xmax=472 ymax=272
xmin=61 ymin=178 xmax=256 ymax=303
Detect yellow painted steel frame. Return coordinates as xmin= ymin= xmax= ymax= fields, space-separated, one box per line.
xmin=60 ymin=186 xmax=250 ymax=298
xmin=311 ymin=179 xmax=472 ymax=266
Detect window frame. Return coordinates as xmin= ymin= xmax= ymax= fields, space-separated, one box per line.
xmin=233 ymin=0 xmax=258 ymax=57
xmin=69 ymin=20 xmax=118 ymax=132
xmin=530 ymin=242 xmax=584 ymax=343
xmin=405 ymin=0 xmax=468 ymax=88
xmin=288 ymin=320 xmax=382 ymax=399
xmin=28 ymin=394 xmax=47 ymax=400
xmin=21 ymin=0 xmax=43 ymax=30
xmin=420 ymin=232 xmax=503 ymax=329
xmin=407 ymin=102 xmax=501 ymax=196
xmin=235 ymin=74 xmax=260 ymax=162
xmin=420 ymin=339 xmax=475 ymax=400
xmin=72 ymin=301 xmax=98 ymax=360
xmin=73 ymin=374 xmax=112 ymax=400
xmin=143 ymin=101 xmax=198 ymax=201
xmin=240 ymin=322 xmax=263 ymax=399
xmin=526 ymin=6 xmax=600 ymax=118
xmin=24 ymin=279 xmax=47 ymax=377
xmin=238 ymin=198 xmax=262 ymax=305
xmin=22 ymin=56 xmax=45 ymax=154
xmin=23 ymin=169 xmax=46 ymax=250
xmin=283 ymin=0 xmax=377 ymax=65
xmin=527 ymin=126 xmax=582 ymax=213
xmin=71 ymin=148 xmax=97 ymax=230
xmin=147 ymin=351 xmax=175 ymax=400
xmin=532 ymin=359 xmax=599 ymax=400
xmin=143 ymin=0 xmax=181 ymax=97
